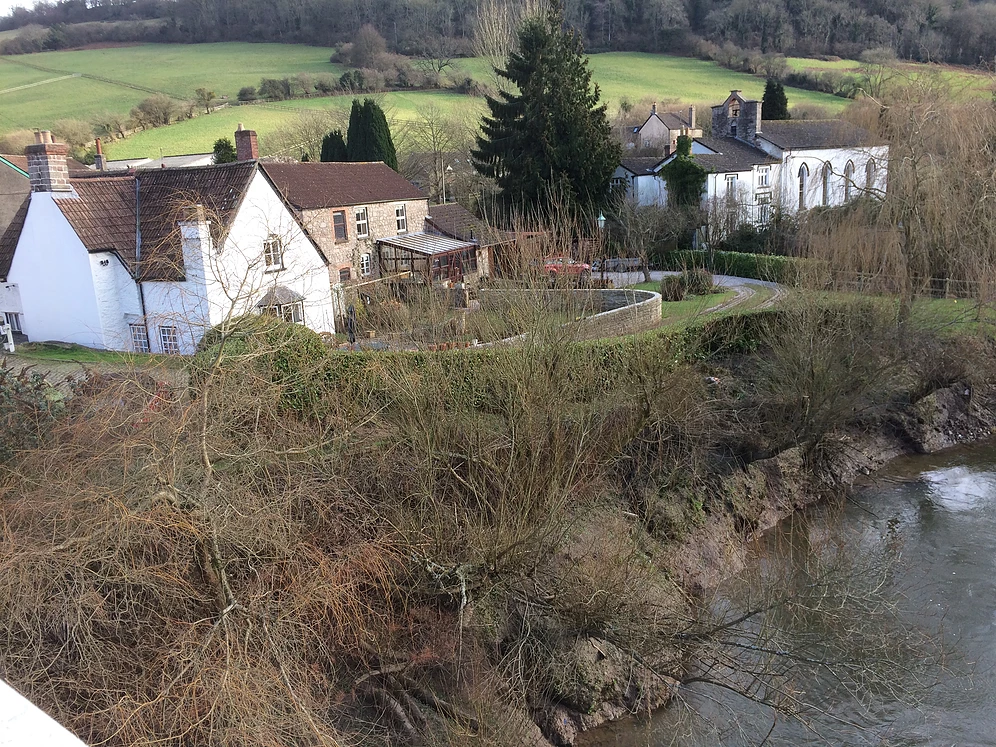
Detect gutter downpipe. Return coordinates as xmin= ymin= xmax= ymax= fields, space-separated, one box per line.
xmin=135 ymin=174 xmax=148 ymax=331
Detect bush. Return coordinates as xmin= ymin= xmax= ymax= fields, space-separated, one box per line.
xmin=0 ymin=364 xmax=65 ymax=463
xmin=659 ymin=276 xmax=685 ymax=301
xmin=682 ymin=268 xmax=714 ymax=296
xmin=190 ymin=315 xmax=330 ymax=413
xmin=662 ymin=250 xmax=804 ymax=284
xmin=237 ymin=86 xmax=257 ymax=102
xmin=258 ymin=78 xmax=291 ymax=101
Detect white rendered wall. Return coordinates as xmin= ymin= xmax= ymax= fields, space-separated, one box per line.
xmin=772 ymin=145 xmax=889 ymax=214
xmin=632 ymin=174 xmax=667 ymax=206
xmin=8 ymin=193 xmax=105 ymax=347
xmin=89 ymin=252 xmax=141 ymax=350
xmin=0 ymin=679 xmax=88 ymax=747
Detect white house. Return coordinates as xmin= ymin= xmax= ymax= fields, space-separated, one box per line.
xmin=618 ymin=90 xmax=889 ymax=231
xmin=0 ymin=131 xmax=337 ymax=355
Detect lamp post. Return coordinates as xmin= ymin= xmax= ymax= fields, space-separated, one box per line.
xmin=596 ymin=212 xmax=606 ymax=284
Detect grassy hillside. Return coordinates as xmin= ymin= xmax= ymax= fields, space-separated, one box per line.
xmin=0 ymin=43 xmax=855 ymax=159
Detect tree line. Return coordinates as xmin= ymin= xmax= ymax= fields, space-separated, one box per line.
xmin=3 ymin=0 xmax=996 ymax=66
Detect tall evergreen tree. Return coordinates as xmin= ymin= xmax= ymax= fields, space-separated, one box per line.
xmin=345 ymin=98 xmax=398 ymax=170
xmin=762 ymin=79 xmax=790 ymax=120
xmin=320 ymin=129 xmax=348 ymax=162
xmin=212 ymin=137 xmax=237 ymax=164
xmin=471 ymin=1 xmax=620 ymax=224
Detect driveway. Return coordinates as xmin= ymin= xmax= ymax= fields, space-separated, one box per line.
xmin=603 ymin=270 xmax=787 ymax=311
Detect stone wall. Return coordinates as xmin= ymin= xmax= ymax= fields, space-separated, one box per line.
xmin=479 ymin=288 xmax=662 ymax=343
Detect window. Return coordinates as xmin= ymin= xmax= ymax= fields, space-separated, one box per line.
xmin=756 ymin=193 xmax=772 ymax=225
xmin=395 ymin=204 xmax=408 ymax=233
xmin=333 ymin=210 xmax=348 ymax=242
xmin=725 ymin=174 xmax=738 ymax=195
xmin=866 ymin=158 xmax=877 ymax=191
xmin=360 ymin=253 xmax=372 ymax=277
xmin=4 ymin=311 xmax=21 ymax=334
xmin=339 ymin=267 xmax=351 ymax=283
xmin=844 ymin=160 xmax=855 ymax=201
xmin=129 ymin=323 xmax=150 ymax=353
xmin=730 ymin=121 xmax=737 ymax=138
xmin=263 ymin=235 xmax=283 ymax=270
xmin=159 ymin=326 xmax=180 ymax=355
xmin=355 ymin=207 xmax=369 ymax=238
xmin=798 ymin=163 xmax=809 ymax=210
xmin=261 ymin=302 xmax=304 ymax=324
xmin=757 ymin=166 xmax=770 ymax=188
xmin=822 ymin=162 xmax=831 ymax=206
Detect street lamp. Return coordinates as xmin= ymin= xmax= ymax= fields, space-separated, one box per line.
xmin=596 ymin=212 xmax=606 ymax=284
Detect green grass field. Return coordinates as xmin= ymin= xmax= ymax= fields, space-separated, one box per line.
xmin=0 ymin=42 xmax=857 ymax=159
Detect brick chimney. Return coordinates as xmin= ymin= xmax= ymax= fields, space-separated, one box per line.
xmin=94 ymin=137 xmax=106 ymax=171
xmin=688 ymin=105 xmax=696 ymax=130
xmin=26 ymin=131 xmax=70 ymax=192
xmin=235 ymin=123 xmax=258 ymax=161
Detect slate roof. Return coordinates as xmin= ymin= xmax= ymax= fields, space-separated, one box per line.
xmin=689 ymin=137 xmax=778 ymax=174
xmin=256 ymin=285 xmax=305 ymax=307
xmin=54 ymin=161 xmax=257 ymax=281
xmin=619 ymin=157 xmax=664 ymax=176
xmin=0 ymin=195 xmax=28 ymax=279
xmin=757 ymin=120 xmax=882 ymax=150
xmin=636 ymin=110 xmax=694 ymax=134
xmin=261 ymin=161 xmax=425 ymax=211
xmin=425 ymin=203 xmax=512 ymax=248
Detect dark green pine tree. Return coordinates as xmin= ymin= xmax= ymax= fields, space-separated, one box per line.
xmin=471 ymin=1 xmax=620 ymax=224
xmin=762 ymin=79 xmax=790 ymax=120
xmin=345 ymin=98 xmax=398 ymax=170
xmin=320 ymin=129 xmax=348 ymax=162
xmin=660 ymin=135 xmax=707 ymax=207
xmin=363 ymin=99 xmax=398 ymax=170
xmin=212 ymin=137 xmax=237 ymax=164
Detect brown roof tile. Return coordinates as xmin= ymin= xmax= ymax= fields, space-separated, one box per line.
xmin=55 ymin=161 xmax=256 ymax=281
xmin=0 ymin=195 xmax=28 ymax=279
xmin=425 ymin=203 xmax=512 ymax=248
xmin=261 ymin=161 xmax=425 ymax=210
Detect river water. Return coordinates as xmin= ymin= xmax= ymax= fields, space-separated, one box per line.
xmin=581 ymin=441 xmax=996 ymax=746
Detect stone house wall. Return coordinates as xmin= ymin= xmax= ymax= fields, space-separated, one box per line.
xmin=300 ymin=198 xmax=429 ymax=286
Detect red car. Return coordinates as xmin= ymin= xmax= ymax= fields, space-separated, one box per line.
xmin=544 ymin=256 xmax=591 ymax=285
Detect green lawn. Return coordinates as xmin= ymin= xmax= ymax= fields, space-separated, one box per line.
xmin=0 ymin=43 xmax=856 ymax=157
xmin=14 ymin=342 xmax=178 ymax=366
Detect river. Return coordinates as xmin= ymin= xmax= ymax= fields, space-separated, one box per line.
xmin=580 ymin=441 xmax=996 ymax=746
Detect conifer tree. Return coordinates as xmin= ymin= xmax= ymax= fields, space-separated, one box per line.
xmin=320 ymin=130 xmax=348 ymax=162
xmin=345 ymin=98 xmax=398 ymax=170
xmin=471 ymin=1 xmax=619 ymax=223
xmin=762 ymin=79 xmax=790 ymax=120
xmin=212 ymin=137 xmax=237 ymax=164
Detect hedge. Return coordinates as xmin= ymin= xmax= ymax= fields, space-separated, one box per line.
xmin=660 ymin=250 xmax=806 ymax=284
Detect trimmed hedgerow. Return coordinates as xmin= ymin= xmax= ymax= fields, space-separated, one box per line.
xmin=661 ymin=250 xmax=805 ymax=284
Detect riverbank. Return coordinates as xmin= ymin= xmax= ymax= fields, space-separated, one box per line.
xmin=4 ymin=297 xmax=996 ymax=747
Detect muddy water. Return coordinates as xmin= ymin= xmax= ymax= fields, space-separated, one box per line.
xmin=581 ymin=442 xmax=996 ymax=746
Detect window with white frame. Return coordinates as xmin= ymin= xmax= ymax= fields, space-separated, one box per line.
xmin=4 ymin=311 xmax=21 ymax=333
xmin=866 ymin=158 xmax=877 ymax=190
xmin=395 ymin=204 xmax=408 ymax=233
xmin=360 ymin=252 xmax=372 ymax=277
xmin=844 ymin=160 xmax=855 ymax=201
xmin=263 ymin=235 xmax=283 ymax=270
xmin=757 ymin=166 xmax=770 ymax=188
xmin=261 ymin=302 xmax=304 ymax=324
xmin=821 ymin=162 xmax=831 ymax=206
xmin=725 ymin=174 xmax=738 ymax=194
xmin=130 ymin=323 xmax=150 ymax=353
xmin=355 ymin=207 xmax=369 ymax=238
xmin=798 ymin=163 xmax=809 ymax=210
xmin=756 ymin=193 xmax=772 ymax=225
xmin=159 ymin=326 xmax=180 ymax=355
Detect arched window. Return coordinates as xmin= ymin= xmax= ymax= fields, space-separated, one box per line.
xmin=865 ymin=158 xmax=877 ymax=191
xmin=798 ymin=163 xmax=809 ymax=210
xmin=844 ymin=160 xmax=855 ymax=201
xmin=822 ymin=162 xmax=831 ymax=206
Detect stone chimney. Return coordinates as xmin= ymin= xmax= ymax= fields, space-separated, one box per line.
xmin=235 ymin=123 xmax=258 ymax=161
xmin=94 ymin=137 xmax=106 ymax=171
xmin=688 ymin=105 xmax=696 ymax=130
xmin=743 ymin=100 xmax=762 ymax=142
xmin=26 ymin=131 xmax=70 ymax=193
xmin=651 ymin=102 xmax=657 ymax=116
